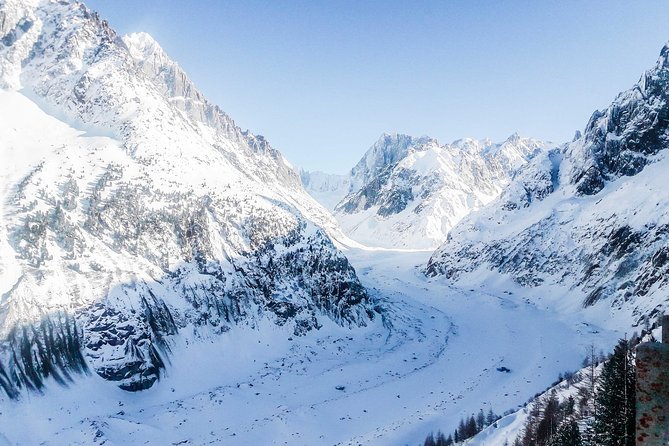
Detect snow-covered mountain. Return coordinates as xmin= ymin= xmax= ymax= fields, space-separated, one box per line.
xmin=299 ymin=169 xmax=351 ymax=210
xmin=299 ymin=134 xmax=427 ymax=211
xmin=2 ymin=1 xmax=661 ymax=445
xmin=427 ymin=41 xmax=669 ymax=327
xmin=0 ymin=0 xmax=375 ymax=397
xmin=312 ymin=132 xmax=551 ymax=249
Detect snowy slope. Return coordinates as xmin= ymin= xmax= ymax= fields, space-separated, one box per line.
xmin=427 ymin=41 xmax=669 ymax=329
xmin=462 ymin=365 xmax=599 ymax=446
xmin=0 ymin=0 xmax=374 ymax=396
xmin=461 ymin=326 xmax=656 ymax=446
xmin=328 ymin=133 xmax=550 ymax=249
xmin=0 ymin=247 xmax=623 ymax=445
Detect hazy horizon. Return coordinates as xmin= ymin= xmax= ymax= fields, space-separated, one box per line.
xmin=88 ymin=0 xmax=669 ymax=174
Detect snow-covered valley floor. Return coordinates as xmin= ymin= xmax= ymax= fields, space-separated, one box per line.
xmin=0 ymin=249 xmax=621 ymax=446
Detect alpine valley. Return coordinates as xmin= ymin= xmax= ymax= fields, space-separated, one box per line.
xmin=0 ymin=1 xmax=667 ymax=446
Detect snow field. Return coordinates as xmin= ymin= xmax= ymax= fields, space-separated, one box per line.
xmin=0 ymin=248 xmax=621 ymax=445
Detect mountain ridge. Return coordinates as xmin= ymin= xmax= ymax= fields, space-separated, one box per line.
xmin=427 ymin=40 xmax=669 ymax=327
xmin=302 ymin=132 xmax=553 ymax=249
xmin=0 ymin=0 xmax=374 ymax=396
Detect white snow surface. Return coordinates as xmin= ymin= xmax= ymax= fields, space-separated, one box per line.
xmin=0 ymin=247 xmax=623 ymax=445
xmin=0 ymin=1 xmax=659 ymax=445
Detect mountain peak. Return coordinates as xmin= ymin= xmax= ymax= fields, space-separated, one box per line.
xmin=0 ymin=0 xmax=373 ymax=396
xmin=374 ymin=132 xmax=414 ymax=145
xmin=326 ymin=131 xmax=552 ymax=248
xmin=123 ymin=31 xmax=162 ymax=59
xmin=570 ymin=38 xmax=669 ymax=196
xmin=659 ymin=40 xmax=669 ymax=65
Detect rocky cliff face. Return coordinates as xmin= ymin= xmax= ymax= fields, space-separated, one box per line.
xmin=569 ymin=44 xmax=669 ymax=196
xmin=299 ymin=169 xmax=352 ymax=210
xmin=0 ymin=0 xmax=374 ymax=397
xmin=330 ymin=133 xmax=549 ymax=249
xmin=299 ymin=134 xmax=430 ymax=212
xmin=348 ymin=133 xmax=433 ymax=189
xmin=427 ymin=42 xmax=669 ymax=325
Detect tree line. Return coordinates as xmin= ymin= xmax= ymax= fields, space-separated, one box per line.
xmin=419 ymin=338 xmax=637 ymax=446
xmin=510 ymin=339 xmax=635 ymax=446
xmin=421 ymin=408 xmax=501 ymax=446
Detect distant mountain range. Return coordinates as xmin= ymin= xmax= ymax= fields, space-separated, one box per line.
xmin=302 ymin=133 xmax=552 ymax=248
xmin=2 ymin=1 xmax=669 ymax=445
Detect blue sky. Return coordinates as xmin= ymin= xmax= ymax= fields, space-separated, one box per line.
xmin=87 ymin=0 xmax=669 ymax=173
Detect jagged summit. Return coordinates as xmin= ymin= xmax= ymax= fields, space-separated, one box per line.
xmin=427 ymin=40 xmax=669 ymax=326
xmin=300 ymin=133 xmax=437 ymax=212
xmin=350 ymin=133 xmax=435 ymax=185
xmin=124 ymin=31 xmax=160 ymax=57
xmin=567 ymin=41 xmax=669 ymax=196
xmin=0 ymin=0 xmax=374 ymax=396
xmin=300 ymin=132 xmax=551 ymax=249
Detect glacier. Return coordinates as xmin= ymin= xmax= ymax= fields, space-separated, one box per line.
xmin=0 ymin=0 xmax=667 ymax=445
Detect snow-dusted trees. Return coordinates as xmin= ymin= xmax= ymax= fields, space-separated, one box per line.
xmin=422 ymin=431 xmax=453 ymax=446
xmin=512 ymin=338 xmax=637 ymax=446
xmin=519 ymin=392 xmax=577 ymax=446
xmin=476 ymin=409 xmax=487 ymax=431
xmin=421 ymin=408 xmax=500 ymax=446
xmin=547 ymin=419 xmax=582 ymax=446
xmin=0 ymin=313 xmax=88 ymax=399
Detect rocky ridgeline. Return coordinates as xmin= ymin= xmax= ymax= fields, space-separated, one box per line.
xmin=427 ymin=42 xmax=669 ymax=324
xmin=0 ymin=0 xmax=374 ymax=397
xmin=337 ymin=133 xmax=549 ymax=248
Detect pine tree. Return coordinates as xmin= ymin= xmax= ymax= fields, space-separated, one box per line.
xmin=592 ymin=339 xmax=635 ymax=446
xmin=486 ymin=408 xmax=497 ymax=426
xmin=578 ymin=345 xmax=598 ymax=445
xmin=476 ymin=409 xmax=486 ymax=431
xmin=435 ymin=431 xmax=448 ymax=446
xmin=547 ymin=420 xmax=581 ymax=446
xmin=562 ymin=396 xmax=575 ymax=418
xmin=423 ymin=432 xmax=436 ymax=446
xmin=536 ymin=393 xmax=560 ymax=444
xmin=466 ymin=415 xmax=478 ymax=438
xmin=456 ymin=417 xmax=466 ymax=442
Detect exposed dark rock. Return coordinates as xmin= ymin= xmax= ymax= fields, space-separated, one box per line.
xmin=573 ymin=46 xmax=669 ymax=195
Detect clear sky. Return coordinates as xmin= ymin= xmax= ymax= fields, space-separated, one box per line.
xmin=87 ymin=0 xmax=669 ymax=173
